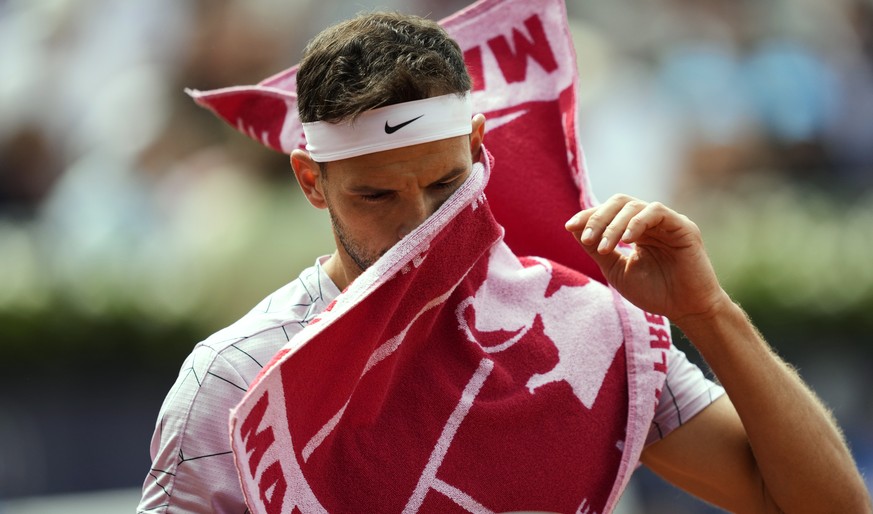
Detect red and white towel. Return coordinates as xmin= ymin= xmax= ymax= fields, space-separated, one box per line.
xmin=229 ymin=150 xmax=668 ymax=513
xmin=190 ymin=0 xmax=671 ymax=511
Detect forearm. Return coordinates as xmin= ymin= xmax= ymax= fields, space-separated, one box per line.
xmin=677 ymin=297 xmax=871 ymax=513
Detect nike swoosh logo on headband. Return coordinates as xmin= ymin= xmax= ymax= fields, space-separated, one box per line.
xmin=384 ymin=115 xmax=424 ymax=134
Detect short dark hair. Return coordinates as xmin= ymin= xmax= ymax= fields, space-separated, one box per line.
xmin=296 ymin=12 xmax=471 ymax=124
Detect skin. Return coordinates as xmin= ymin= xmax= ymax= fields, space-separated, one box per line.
xmin=293 ymin=112 xmax=871 ymax=512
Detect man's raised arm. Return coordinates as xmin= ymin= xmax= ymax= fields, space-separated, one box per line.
xmin=566 ymin=194 xmax=871 ymax=513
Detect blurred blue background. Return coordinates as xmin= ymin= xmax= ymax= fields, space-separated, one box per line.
xmin=0 ymin=0 xmax=871 ymax=512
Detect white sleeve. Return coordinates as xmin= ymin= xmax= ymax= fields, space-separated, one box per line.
xmin=137 ymin=346 xmax=250 ymax=513
xmin=645 ymin=343 xmax=726 ymax=447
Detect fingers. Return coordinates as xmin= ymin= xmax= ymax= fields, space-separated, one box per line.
xmin=566 ymin=194 xmax=656 ymax=254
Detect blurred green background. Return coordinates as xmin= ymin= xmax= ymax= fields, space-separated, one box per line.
xmin=1 ymin=0 xmax=871 ymax=512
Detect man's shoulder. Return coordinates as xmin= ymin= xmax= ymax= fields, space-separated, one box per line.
xmin=192 ymin=261 xmax=339 ymax=376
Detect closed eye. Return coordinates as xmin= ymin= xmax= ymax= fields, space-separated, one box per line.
xmin=430 ymin=176 xmax=462 ymax=192
xmin=360 ymin=191 xmax=393 ymax=202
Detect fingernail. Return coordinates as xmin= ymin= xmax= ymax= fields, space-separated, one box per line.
xmin=598 ymin=236 xmax=609 ymax=253
xmin=621 ymin=229 xmax=632 ymax=242
xmin=582 ymin=228 xmax=594 ymax=243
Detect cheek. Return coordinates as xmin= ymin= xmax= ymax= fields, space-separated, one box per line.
xmin=342 ymin=203 xmax=401 ymax=242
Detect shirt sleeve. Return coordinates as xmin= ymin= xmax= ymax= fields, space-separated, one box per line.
xmin=645 ymin=343 xmax=726 ymax=447
xmin=137 ymin=346 xmax=250 ymax=514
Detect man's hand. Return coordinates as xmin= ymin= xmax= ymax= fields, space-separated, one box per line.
xmin=565 ymin=194 xmax=729 ymax=325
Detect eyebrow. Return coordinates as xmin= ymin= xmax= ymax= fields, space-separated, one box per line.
xmin=347 ymin=166 xmax=469 ymax=194
xmin=433 ymin=166 xmax=468 ymax=185
xmin=347 ymin=184 xmax=392 ymax=194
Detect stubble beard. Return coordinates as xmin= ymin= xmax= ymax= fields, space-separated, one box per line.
xmin=326 ymin=204 xmax=384 ymax=273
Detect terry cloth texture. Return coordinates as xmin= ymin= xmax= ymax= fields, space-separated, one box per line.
xmin=228 ymin=151 xmax=671 ymax=514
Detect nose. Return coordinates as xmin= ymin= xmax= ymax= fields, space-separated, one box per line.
xmin=397 ymin=195 xmax=439 ymax=240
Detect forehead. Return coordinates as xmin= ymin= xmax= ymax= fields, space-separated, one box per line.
xmin=326 ymin=135 xmax=470 ymax=184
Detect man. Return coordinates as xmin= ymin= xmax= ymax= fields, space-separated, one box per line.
xmin=139 ymin=11 xmax=870 ymax=514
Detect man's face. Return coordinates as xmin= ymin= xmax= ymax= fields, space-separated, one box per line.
xmin=319 ymin=135 xmax=474 ymax=274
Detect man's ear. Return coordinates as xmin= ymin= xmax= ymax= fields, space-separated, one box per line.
xmin=290 ymin=149 xmax=328 ymax=209
xmin=470 ymin=114 xmax=486 ymax=162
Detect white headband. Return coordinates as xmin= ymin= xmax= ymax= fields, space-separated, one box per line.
xmin=302 ymin=92 xmax=473 ymax=161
